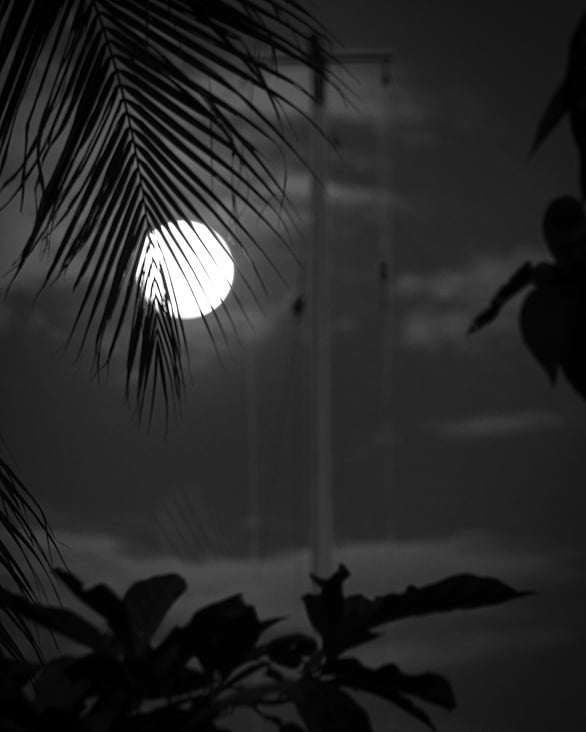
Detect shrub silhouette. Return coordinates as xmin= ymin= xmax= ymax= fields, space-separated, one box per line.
xmin=0 ymin=566 xmax=529 ymax=731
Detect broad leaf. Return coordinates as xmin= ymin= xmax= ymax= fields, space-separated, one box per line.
xmin=370 ymin=574 xmax=532 ymax=626
xmin=54 ymin=569 xmax=130 ymax=645
xmin=329 ymin=657 xmax=454 ymax=710
xmin=560 ymin=294 xmax=586 ymax=400
xmin=519 ymin=285 xmax=572 ymax=382
xmin=64 ymin=651 xmax=126 ymax=693
xmin=69 ymin=647 xmax=208 ymax=701
xmin=542 ymin=196 xmax=586 ymax=263
xmin=287 ymin=678 xmax=373 ymax=732
xmin=123 ymin=573 xmax=187 ymax=656
xmin=33 ymin=656 xmax=91 ymax=714
xmin=327 ymin=657 xmax=455 ymax=730
xmin=567 ymin=13 xmax=586 ymax=196
xmin=154 ymin=594 xmax=279 ymax=677
xmin=304 ymin=567 xmax=530 ymax=660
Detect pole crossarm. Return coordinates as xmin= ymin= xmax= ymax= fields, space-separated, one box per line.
xmin=256 ymin=48 xmax=394 ymax=67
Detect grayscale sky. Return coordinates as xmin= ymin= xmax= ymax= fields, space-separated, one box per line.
xmin=1 ymin=2 xmax=586 ymax=730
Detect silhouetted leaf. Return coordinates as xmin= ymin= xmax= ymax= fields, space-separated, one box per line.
xmin=288 ymin=678 xmax=373 ymax=732
xmin=528 ymin=12 xmax=586 ymax=194
xmin=542 ymin=196 xmax=586 ymax=262
xmin=155 ymin=594 xmax=279 ymax=677
xmin=370 ymin=575 xmax=532 ymax=626
xmin=304 ymin=568 xmax=529 ymax=661
xmin=33 ymin=656 xmax=91 ymax=714
xmin=519 ymin=285 xmax=572 ymax=382
xmin=303 ymin=566 xmax=347 ymax=635
xmin=567 ymin=13 xmax=586 ymax=196
xmin=0 ymin=585 xmax=107 ymax=650
xmin=303 ymin=565 xmax=376 ymax=657
xmin=0 ymin=615 xmax=31 ymax=662
xmin=0 ymin=711 xmax=34 ymax=732
xmin=123 ymin=573 xmax=187 ymax=656
xmin=530 ymin=83 xmax=567 ymax=156
xmin=0 ymin=653 xmax=40 ymax=700
xmin=330 ymin=657 xmax=454 ymax=709
xmin=65 ymin=651 xmax=125 ymax=692
xmin=326 ymin=657 xmax=455 ymax=730
xmin=54 ymin=569 xmax=130 ymax=645
xmin=262 ymin=633 xmax=318 ymax=668
xmin=560 ymin=294 xmax=586 ymax=399
xmin=81 ymin=692 xmax=125 ymax=732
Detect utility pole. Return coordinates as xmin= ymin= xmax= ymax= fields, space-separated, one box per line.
xmin=307 ymin=39 xmax=393 ymax=578
xmin=258 ymin=40 xmax=393 ymax=579
xmin=308 ymin=35 xmax=332 ymax=579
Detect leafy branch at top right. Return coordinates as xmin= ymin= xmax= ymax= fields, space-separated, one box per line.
xmin=469 ymin=11 xmax=586 ymax=400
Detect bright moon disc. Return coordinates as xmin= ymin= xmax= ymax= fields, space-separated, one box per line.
xmin=137 ymin=220 xmax=234 ymax=319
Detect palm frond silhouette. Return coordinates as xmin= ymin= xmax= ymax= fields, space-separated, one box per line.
xmin=0 ymin=0 xmax=333 ymax=656
xmin=0 ymin=450 xmax=62 ymax=658
xmin=0 ymin=0 xmax=332 ymax=417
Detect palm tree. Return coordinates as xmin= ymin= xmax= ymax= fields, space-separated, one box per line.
xmin=0 ymin=0 xmax=334 ymax=656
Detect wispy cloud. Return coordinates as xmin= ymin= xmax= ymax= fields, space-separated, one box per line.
xmin=430 ymin=410 xmax=561 ymax=439
xmin=399 ymin=307 xmax=470 ymax=349
xmin=395 ymin=247 xmax=539 ymax=350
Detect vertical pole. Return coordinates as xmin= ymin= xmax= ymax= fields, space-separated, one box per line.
xmin=309 ymin=34 xmax=333 ymax=577
xmin=376 ymin=82 xmax=395 ymax=541
xmin=245 ymin=342 xmax=261 ymax=561
xmin=245 ymin=342 xmax=262 ymax=732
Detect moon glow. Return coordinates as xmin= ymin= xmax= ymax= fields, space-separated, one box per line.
xmin=137 ymin=220 xmax=234 ymax=319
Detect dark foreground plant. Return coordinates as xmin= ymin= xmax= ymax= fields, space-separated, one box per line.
xmin=0 ymin=452 xmax=63 ymax=661
xmin=470 ymin=11 xmax=586 ymax=400
xmin=0 ymin=564 xmax=529 ymax=732
xmin=0 ymin=0 xmax=334 ymax=659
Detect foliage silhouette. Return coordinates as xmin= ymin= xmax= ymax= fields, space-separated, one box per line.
xmin=0 ymin=0 xmax=332 ymax=656
xmin=0 ymin=452 xmax=62 ymax=660
xmin=0 ymin=565 xmax=529 ymax=732
xmin=470 ymin=11 xmax=586 ymax=402
xmin=0 ymin=0 xmax=337 ymax=419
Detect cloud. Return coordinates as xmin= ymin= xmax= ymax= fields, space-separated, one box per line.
xmin=430 ymin=410 xmax=561 ymax=439
xmin=399 ymin=307 xmax=470 ymax=349
xmin=277 ymin=170 xmax=411 ymax=214
xmin=395 ymin=247 xmax=540 ymax=350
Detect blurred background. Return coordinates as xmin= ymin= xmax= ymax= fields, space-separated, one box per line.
xmin=1 ymin=1 xmax=586 ymax=729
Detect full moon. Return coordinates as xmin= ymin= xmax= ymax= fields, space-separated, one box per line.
xmin=137 ymin=220 xmax=234 ymax=319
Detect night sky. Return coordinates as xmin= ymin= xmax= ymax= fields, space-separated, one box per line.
xmin=1 ymin=2 xmax=586 ymax=730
